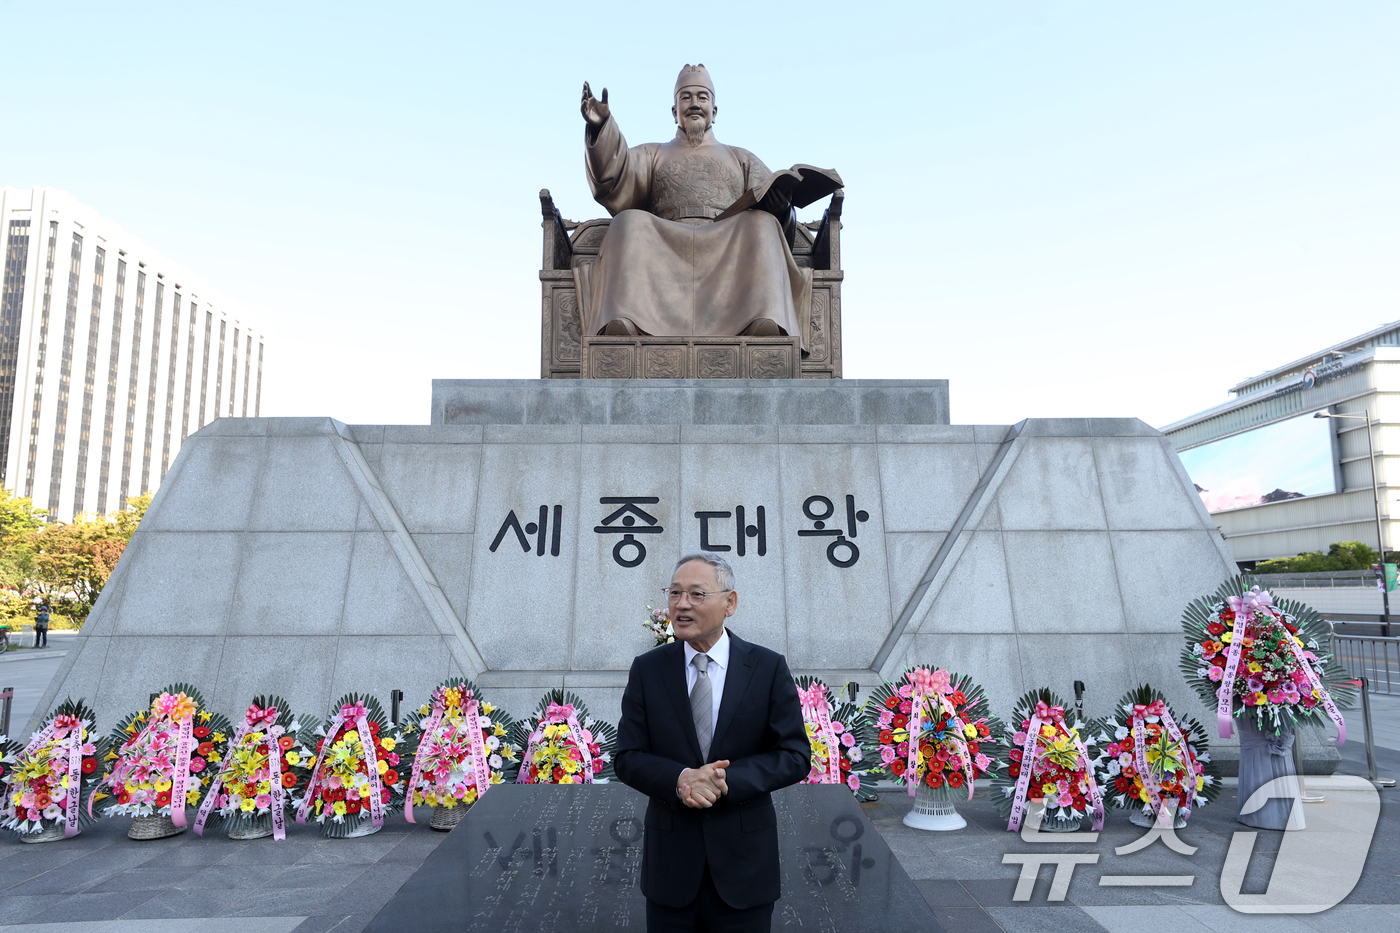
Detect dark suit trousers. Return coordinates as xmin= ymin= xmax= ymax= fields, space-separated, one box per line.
xmin=645 ymin=865 xmax=774 ymax=933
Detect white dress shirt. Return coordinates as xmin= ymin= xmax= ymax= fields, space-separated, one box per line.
xmin=683 ymin=628 xmax=730 ymax=739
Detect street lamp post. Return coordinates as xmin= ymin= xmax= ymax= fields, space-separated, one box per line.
xmin=1315 ymin=409 xmax=1391 ymax=633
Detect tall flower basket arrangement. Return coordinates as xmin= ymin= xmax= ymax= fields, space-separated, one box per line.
xmin=399 ymin=678 xmax=520 ymax=832
xmin=1180 ymin=577 xmax=1354 ymax=740
xmin=865 ymin=667 xmax=1000 ymax=831
xmin=793 ymin=677 xmax=878 ymax=801
xmin=511 ymin=690 xmax=615 ymax=785
xmin=295 ymin=694 xmax=412 ymax=838
xmin=1180 ymin=576 xmax=1355 ymax=829
xmin=991 ymin=689 xmax=1104 ymax=833
xmin=1 ymin=699 xmax=108 ymax=843
xmin=1090 ymin=685 xmax=1221 ymax=829
xmin=193 ymin=697 xmax=318 ymax=841
xmin=97 ymin=684 xmax=231 ymax=840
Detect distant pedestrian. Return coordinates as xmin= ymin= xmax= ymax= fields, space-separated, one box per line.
xmin=34 ymin=605 xmax=49 ymax=648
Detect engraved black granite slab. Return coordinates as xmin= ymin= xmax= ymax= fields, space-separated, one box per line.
xmin=365 ymin=783 xmax=942 ymax=931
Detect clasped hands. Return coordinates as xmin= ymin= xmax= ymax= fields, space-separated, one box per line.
xmin=677 ymin=760 xmax=730 ymax=808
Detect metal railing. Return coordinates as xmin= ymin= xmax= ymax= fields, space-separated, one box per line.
xmin=1334 ymin=633 xmax=1400 ymax=695
xmin=1254 ymin=570 xmax=1380 ymax=589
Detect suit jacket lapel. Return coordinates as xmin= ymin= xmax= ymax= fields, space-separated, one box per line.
xmin=712 ymin=633 xmax=755 ymax=753
xmin=663 ymin=641 xmax=704 ymax=763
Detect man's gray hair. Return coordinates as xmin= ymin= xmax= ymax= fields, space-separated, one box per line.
xmin=673 ymin=552 xmax=735 ymax=592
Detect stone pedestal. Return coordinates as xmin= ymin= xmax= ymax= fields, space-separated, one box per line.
xmin=32 ymin=379 xmax=1274 ymax=778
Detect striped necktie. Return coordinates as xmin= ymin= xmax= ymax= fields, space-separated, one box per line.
xmin=690 ymin=653 xmax=713 ymax=760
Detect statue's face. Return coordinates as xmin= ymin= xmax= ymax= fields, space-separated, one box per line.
xmin=672 ymin=86 xmax=716 ymax=132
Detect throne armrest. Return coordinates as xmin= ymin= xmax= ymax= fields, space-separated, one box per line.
xmin=540 ymin=189 xmax=574 ymax=271
xmin=810 ymin=188 xmax=843 ymax=271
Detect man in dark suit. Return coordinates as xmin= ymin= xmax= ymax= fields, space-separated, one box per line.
xmin=615 ymin=552 xmax=810 ymax=932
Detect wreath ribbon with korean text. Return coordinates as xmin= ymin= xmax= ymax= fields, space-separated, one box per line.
xmin=405 ymin=687 xmax=493 ymax=822
xmin=193 ymin=704 xmax=286 ymax=839
xmin=295 ymin=702 xmax=385 ymax=828
xmin=1131 ymin=700 xmax=1196 ymax=827
xmin=16 ymin=714 xmax=86 ymax=837
xmin=798 ymin=683 xmax=843 ymax=785
xmin=1007 ymin=701 xmax=1104 ymax=832
xmin=517 ymin=702 xmax=594 ymax=784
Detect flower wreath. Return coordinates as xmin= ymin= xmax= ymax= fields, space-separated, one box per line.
xmin=865 ymin=667 xmax=1000 ymax=801
xmin=97 ymin=683 xmax=231 ymax=824
xmin=193 ymin=696 xmax=317 ymax=840
xmin=399 ymin=677 xmax=520 ymax=820
xmin=1181 ymin=576 xmax=1354 ymax=740
xmin=512 ymin=690 xmax=616 ymax=785
xmin=991 ymin=688 xmax=1104 ymax=831
xmin=1090 ymin=684 xmax=1221 ymax=824
xmin=1 ymin=698 xmax=108 ymax=837
xmin=296 ymin=694 xmax=411 ymax=837
xmin=794 ymin=676 xmax=878 ymax=799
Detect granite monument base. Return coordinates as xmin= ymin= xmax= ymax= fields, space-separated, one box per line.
xmin=365 ymin=783 xmax=940 ymax=932
xmin=30 ymin=378 xmax=1326 ymax=775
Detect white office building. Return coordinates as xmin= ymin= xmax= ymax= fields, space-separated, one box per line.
xmin=0 ymin=187 xmax=265 ymax=521
xmin=1162 ymin=321 xmax=1400 ymax=566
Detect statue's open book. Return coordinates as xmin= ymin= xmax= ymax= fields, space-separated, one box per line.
xmin=715 ymin=164 xmax=843 ymax=221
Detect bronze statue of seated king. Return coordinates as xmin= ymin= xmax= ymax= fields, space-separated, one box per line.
xmin=538 ymin=64 xmax=845 ymax=380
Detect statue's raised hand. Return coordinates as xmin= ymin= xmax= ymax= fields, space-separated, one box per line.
xmin=581 ymin=82 xmax=610 ymax=128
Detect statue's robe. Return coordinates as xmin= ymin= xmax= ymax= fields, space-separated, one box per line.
xmin=581 ymin=117 xmax=809 ymax=348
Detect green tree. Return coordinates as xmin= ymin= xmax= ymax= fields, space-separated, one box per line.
xmin=0 ymin=489 xmax=46 ymax=593
xmin=1255 ymin=540 xmax=1381 ymax=574
xmin=11 ymin=494 xmax=150 ymax=625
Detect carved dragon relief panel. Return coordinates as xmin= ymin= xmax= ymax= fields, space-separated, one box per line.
xmin=644 ymin=347 xmax=685 ymax=379
xmin=697 ymin=347 xmax=737 ymax=379
xmin=555 ymin=291 xmax=581 ymax=362
xmin=807 ymin=289 xmax=828 ymax=363
xmin=749 ymin=347 xmax=793 ymax=379
xmin=591 ymin=346 xmax=633 ymax=379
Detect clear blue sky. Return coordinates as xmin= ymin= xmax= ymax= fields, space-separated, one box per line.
xmin=4 ymin=2 xmax=1396 ymax=426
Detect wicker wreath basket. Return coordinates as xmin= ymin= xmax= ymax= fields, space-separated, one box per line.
xmin=430 ymin=805 xmax=467 ymax=832
xmin=128 ymin=814 xmax=186 ymax=840
xmin=226 ymin=812 xmax=274 ymax=840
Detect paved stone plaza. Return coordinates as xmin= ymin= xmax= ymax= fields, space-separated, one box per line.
xmin=0 ymin=640 xmax=1395 ymax=933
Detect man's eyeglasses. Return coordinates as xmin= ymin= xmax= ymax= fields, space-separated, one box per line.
xmin=662 ymin=587 xmax=731 ymax=604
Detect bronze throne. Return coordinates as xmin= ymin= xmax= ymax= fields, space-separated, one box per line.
xmin=537 ymin=190 xmax=844 ymax=380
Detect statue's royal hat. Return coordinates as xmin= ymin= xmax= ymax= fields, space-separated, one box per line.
xmin=674 ymin=63 xmax=714 ymax=97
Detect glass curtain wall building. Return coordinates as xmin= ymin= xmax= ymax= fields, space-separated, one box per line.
xmin=0 ymin=188 xmax=266 ymax=521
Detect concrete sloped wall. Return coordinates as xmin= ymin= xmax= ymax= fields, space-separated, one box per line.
xmin=30 ymin=411 xmax=1242 ymax=755
xmin=881 ymin=419 xmax=1237 ymax=721
xmin=32 ymin=418 xmax=482 ymax=733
